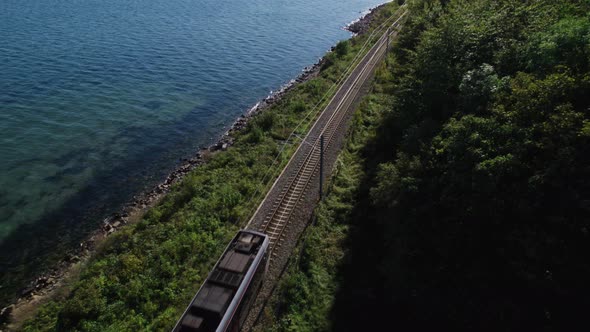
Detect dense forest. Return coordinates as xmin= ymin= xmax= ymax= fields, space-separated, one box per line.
xmin=267 ymin=0 xmax=590 ymax=331
xmin=365 ymin=0 xmax=590 ymax=328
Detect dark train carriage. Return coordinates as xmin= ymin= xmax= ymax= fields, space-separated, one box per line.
xmin=173 ymin=230 xmax=269 ymax=332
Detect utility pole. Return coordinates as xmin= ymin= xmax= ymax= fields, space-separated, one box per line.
xmin=319 ymin=134 xmax=324 ymax=200
xmin=387 ymin=28 xmax=391 ymax=52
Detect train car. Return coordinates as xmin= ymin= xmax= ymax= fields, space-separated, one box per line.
xmin=173 ymin=230 xmax=269 ymax=332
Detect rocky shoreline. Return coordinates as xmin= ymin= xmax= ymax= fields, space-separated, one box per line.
xmin=0 ymin=51 xmax=327 ymax=331
xmin=347 ymin=2 xmax=390 ymax=35
xmin=101 ymin=56 xmax=326 ymax=237
xmin=1 ymin=3 xmax=387 ymax=329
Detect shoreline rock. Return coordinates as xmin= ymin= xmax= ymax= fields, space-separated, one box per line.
xmin=346 ymin=2 xmax=390 ymax=35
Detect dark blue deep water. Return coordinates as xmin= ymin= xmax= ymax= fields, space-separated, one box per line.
xmin=0 ymin=0 xmax=385 ymax=288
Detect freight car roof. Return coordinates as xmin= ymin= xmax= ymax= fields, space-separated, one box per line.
xmin=175 ymin=231 xmax=266 ymax=332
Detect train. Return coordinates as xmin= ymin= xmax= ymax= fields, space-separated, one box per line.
xmin=173 ymin=229 xmax=269 ymax=332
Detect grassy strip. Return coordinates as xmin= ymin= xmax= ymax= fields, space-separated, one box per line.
xmin=20 ymin=3 xmax=400 ymax=331
xmin=253 ymin=53 xmax=395 ymax=332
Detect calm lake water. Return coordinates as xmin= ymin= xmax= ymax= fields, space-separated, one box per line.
xmin=0 ymin=0 xmax=386 ymax=297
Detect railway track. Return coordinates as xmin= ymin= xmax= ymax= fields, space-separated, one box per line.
xmin=248 ymin=11 xmax=407 ymax=255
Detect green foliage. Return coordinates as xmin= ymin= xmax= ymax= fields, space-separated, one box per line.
xmin=334 ymin=40 xmax=350 ymax=58
xmin=302 ymin=78 xmax=330 ymax=99
xmin=246 ymin=125 xmax=265 ymax=143
xmin=289 ymin=99 xmax=307 ymax=113
xmin=22 ymin=302 xmax=62 ymax=332
xmin=458 ymin=63 xmax=502 ymax=113
xmin=527 ymin=16 xmax=590 ymax=73
xmin=320 ymin=52 xmax=336 ymax=71
xmin=253 ymin=111 xmax=276 ymax=132
xmin=370 ymin=153 xmax=421 ymax=208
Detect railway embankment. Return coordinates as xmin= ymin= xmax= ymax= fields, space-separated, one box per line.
xmin=9 ymin=2 xmax=403 ymax=331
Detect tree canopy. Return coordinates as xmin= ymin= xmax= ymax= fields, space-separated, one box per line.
xmin=341 ymin=0 xmax=590 ymax=329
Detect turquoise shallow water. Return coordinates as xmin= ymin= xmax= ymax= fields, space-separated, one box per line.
xmin=0 ymin=0 xmax=385 ymax=290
